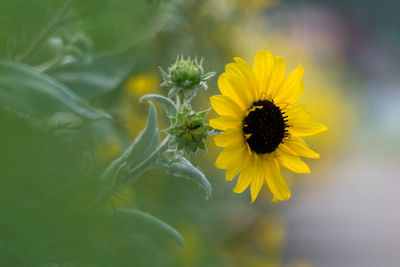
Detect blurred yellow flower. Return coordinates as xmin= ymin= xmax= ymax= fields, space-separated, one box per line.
xmin=286 ymin=261 xmax=315 ymax=267
xmin=210 ymin=50 xmax=327 ymax=202
xmin=222 ymin=215 xmax=286 ymax=266
xmin=125 ymin=73 xmax=159 ymax=96
xmin=176 ymin=224 xmax=205 ymax=266
xmin=109 ymin=187 xmax=135 ymax=208
xmin=94 ymin=135 xmax=122 ymax=162
xmin=121 ymin=72 xmax=161 ymax=138
xmin=237 ymin=0 xmax=278 ymax=12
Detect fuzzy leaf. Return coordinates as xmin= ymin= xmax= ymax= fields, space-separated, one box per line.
xmin=125 ymin=102 xmax=159 ymax=168
xmin=102 ymin=208 xmax=184 ymax=249
xmin=103 ymin=102 xmax=159 ymax=183
xmin=0 ymin=61 xmax=111 ymax=119
xmin=140 ymin=94 xmax=177 ymax=117
xmin=169 ymin=157 xmax=212 ymax=199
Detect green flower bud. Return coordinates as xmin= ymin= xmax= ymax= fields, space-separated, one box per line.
xmin=166 ymin=105 xmax=212 ymax=154
xmin=159 ymin=56 xmax=215 ymax=100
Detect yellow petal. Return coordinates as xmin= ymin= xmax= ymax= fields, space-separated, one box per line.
xmin=215 ymin=144 xmax=242 ymax=169
xmin=250 ymin=157 xmax=264 ymax=203
xmin=273 ymin=65 xmax=304 ymax=104
xmin=232 ymin=155 xmax=254 ymax=193
xmin=225 ymin=64 xmax=256 ymax=103
xmin=284 ymin=104 xmax=311 ymax=120
xmin=279 ymin=137 xmax=320 ymax=158
xmin=264 ymin=157 xmax=291 ymax=201
xmin=226 ymin=145 xmax=250 ymax=181
xmin=210 ymin=95 xmax=243 ymax=119
xmin=268 ymin=56 xmax=286 ymax=98
xmin=209 ymin=116 xmax=241 ymax=131
xmin=218 ymin=73 xmax=251 ymax=110
xmin=214 ymin=128 xmax=243 ymax=148
xmin=288 ymin=121 xmax=328 ymax=137
xmin=253 ymin=50 xmax=274 ymax=98
xmin=233 ymin=57 xmax=259 ymax=99
xmin=277 ymin=150 xmax=310 ymax=173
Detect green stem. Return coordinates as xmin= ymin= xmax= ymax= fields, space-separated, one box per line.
xmin=19 ymin=0 xmax=72 ymax=62
xmin=175 ymin=94 xmax=180 ymax=111
xmin=36 ymin=52 xmax=65 ymax=72
xmin=178 ymin=90 xmax=185 ymax=110
xmin=175 ymin=89 xmax=185 ymax=111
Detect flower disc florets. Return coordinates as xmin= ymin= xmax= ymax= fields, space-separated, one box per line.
xmin=166 ymin=105 xmax=212 ymax=154
xmin=243 ymin=100 xmax=288 ymax=154
xmin=160 ymin=56 xmax=215 ymax=99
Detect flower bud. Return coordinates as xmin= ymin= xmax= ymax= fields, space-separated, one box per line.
xmin=159 ymin=56 xmax=215 ymax=100
xmin=166 ymin=105 xmax=212 ymax=154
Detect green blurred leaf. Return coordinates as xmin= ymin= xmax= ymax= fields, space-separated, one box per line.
xmin=86 ymin=233 xmax=117 ymax=266
xmin=0 ymin=0 xmax=67 ymax=59
xmin=48 ymin=50 xmax=137 ymax=99
xmin=0 ymin=61 xmax=111 ymax=119
xmin=103 ymin=208 xmax=184 ymax=249
xmin=79 ymin=0 xmax=176 ymax=53
xmin=169 ymin=156 xmax=212 ymax=199
xmin=140 ymin=94 xmax=177 ymax=117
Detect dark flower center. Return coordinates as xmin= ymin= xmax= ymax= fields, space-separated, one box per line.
xmin=242 ymin=100 xmax=288 ymax=154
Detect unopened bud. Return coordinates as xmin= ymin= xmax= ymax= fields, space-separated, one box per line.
xmin=159 ymin=56 xmax=215 ymax=100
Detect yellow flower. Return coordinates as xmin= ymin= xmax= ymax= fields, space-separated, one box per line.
xmin=210 ymin=50 xmax=327 ymax=202
xmin=125 ymin=73 xmax=159 ymax=96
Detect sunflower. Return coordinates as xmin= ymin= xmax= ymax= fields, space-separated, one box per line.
xmin=210 ymin=50 xmax=327 ymax=202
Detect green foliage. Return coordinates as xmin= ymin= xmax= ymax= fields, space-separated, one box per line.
xmin=0 ymin=0 xmax=177 ymax=60
xmin=101 ymin=208 xmax=185 ymax=249
xmin=140 ymin=94 xmax=177 ymax=117
xmin=47 ymin=48 xmax=137 ymax=99
xmin=159 ymin=155 xmax=212 ymax=199
xmin=0 ymin=103 xmax=185 ymax=266
xmin=103 ymin=102 xmax=160 ymax=190
xmin=0 ymin=108 xmax=99 ymax=265
xmin=0 ymin=61 xmax=111 ymax=119
xmin=0 ymin=0 xmax=220 ymax=265
xmin=0 ymin=0 xmax=67 ymax=59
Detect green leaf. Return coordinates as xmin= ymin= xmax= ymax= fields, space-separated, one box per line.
xmin=169 ymin=157 xmax=212 ymax=199
xmin=102 ymin=102 xmax=159 ymax=184
xmin=140 ymin=94 xmax=177 ymax=117
xmin=78 ymin=0 xmax=175 ymax=53
xmin=0 ymin=0 xmax=68 ymax=59
xmin=125 ymin=101 xmax=159 ymax=169
xmin=48 ymin=49 xmax=137 ymax=99
xmin=102 ymin=208 xmax=184 ymax=249
xmin=80 ymin=151 xmax=93 ymax=172
xmin=0 ymin=61 xmax=111 ymax=119
xmin=86 ymin=233 xmax=117 ymax=266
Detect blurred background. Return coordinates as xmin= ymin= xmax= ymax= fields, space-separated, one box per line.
xmin=1 ymin=0 xmax=400 ymax=266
